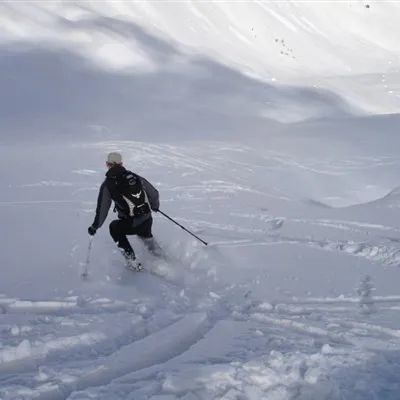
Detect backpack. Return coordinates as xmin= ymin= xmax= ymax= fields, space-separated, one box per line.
xmin=111 ymin=171 xmax=151 ymax=217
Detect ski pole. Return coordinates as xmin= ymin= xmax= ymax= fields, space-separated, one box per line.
xmin=157 ymin=210 xmax=208 ymax=246
xmin=82 ymin=236 xmax=93 ymax=278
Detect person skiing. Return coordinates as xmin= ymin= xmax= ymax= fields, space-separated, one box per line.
xmin=88 ymin=152 xmax=160 ymax=270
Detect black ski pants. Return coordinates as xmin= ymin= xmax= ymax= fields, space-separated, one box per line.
xmin=109 ymin=217 xmax=153 ymax=256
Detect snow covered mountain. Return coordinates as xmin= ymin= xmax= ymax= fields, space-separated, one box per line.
xmin=1 ymin=2 xmax=400 ymax=400
xmin=1 ymin=1 xmax=400 ymax=142
xmin=2 ymin=1 xmax=399 ymax=80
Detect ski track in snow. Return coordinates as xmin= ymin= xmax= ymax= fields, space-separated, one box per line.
xmin=32 ymin=313 xmax=211 ymax=400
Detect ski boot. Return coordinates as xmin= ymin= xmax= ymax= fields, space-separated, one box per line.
xmin=121 ymin=250 xmax=143 ymax=272
xmin=142 ymin=237 xmax=165 ymax=258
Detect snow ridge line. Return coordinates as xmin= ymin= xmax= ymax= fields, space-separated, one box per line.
xmin=251 ymin=313 xmax=352 ymax=345
xmin=34 ymin=313 xmax=210 ymax=400
xmin=0 ymin=297 xmax=136 ymax=316
xmin=286 ymin=295 xmax=400 ymax=305
xmin=0 ymin=313 xmax=156 ymax=375
xmin=334 ymin=319 xmax=400 ymax=339
xmin=213 ymin=234 xmax=400 ymax=267
xmin=0 ymin=332 xmax=107 ymax=374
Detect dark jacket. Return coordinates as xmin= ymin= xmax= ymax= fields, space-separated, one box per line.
xmin=92 ymin=165 xmax=159 ymax=229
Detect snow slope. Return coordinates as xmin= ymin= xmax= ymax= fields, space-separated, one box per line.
xmin=2 ymin=134 xmax=400 ymax=399
xmin=1 ymin=0 xmax=400 ymax=142
xmin=1 ymin=0 xmax=399 ymax=116
xmin=1 ymin=2 xmax=400 ymax=400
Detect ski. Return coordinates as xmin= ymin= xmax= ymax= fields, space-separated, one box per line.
xmin=125 ymin=259 xmax=143 ymax=272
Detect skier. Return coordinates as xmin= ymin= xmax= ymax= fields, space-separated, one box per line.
xmin=88 ymin=152 xmax=160 ymax=270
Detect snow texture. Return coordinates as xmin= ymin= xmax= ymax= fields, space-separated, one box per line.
xmin=1 ymin=2 xmax=400 ymax=400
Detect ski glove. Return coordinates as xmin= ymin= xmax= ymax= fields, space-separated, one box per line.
xmin=88 ymin=225 xmax=97 ymax=236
